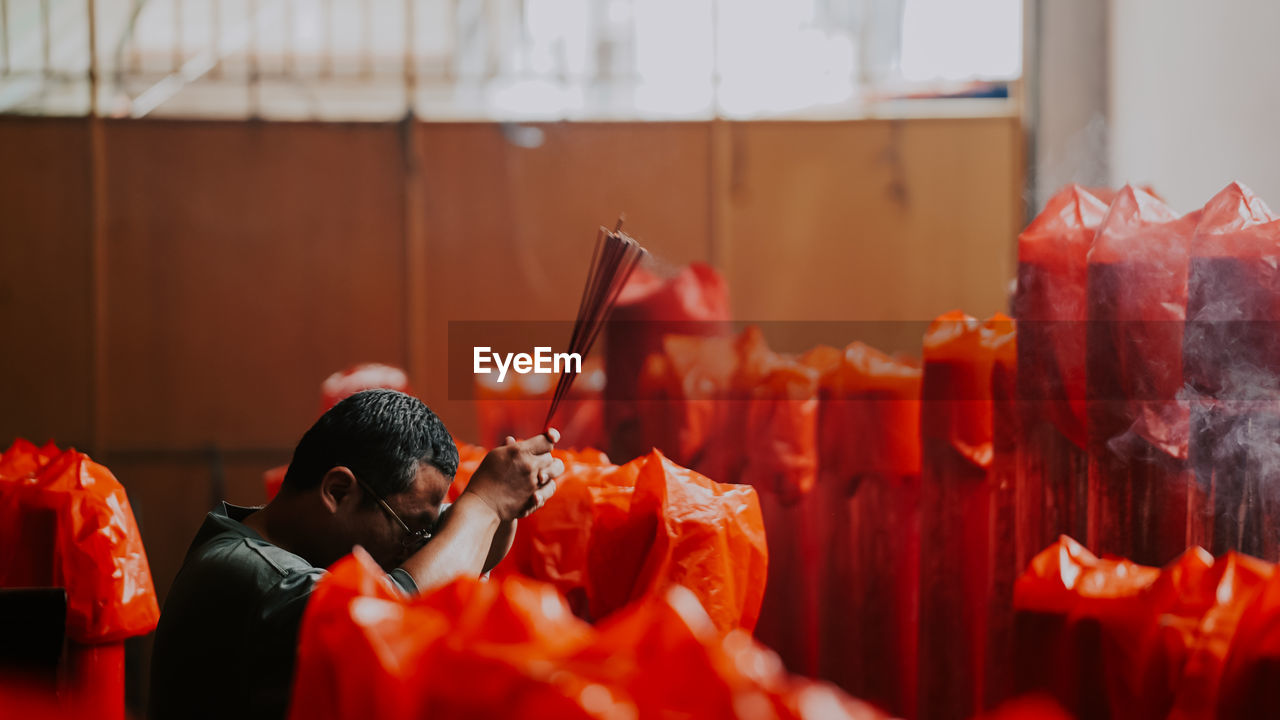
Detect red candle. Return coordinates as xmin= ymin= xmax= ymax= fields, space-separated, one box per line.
xmin=1184 ymin=183 xmax=1280 ymax=559
xmin=1015 ymin=185 xmax=1111 ymax=567
xmin=917 ymin=311 xmax=1002 ymax=720
xmin=816 ymin=341 xmax=922 ymax=717
xmin=1086 ymin=186 xmax=1200 ymax=565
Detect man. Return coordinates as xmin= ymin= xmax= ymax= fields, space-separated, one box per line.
xmin=148 ymin=389 xmax=564 ymax=720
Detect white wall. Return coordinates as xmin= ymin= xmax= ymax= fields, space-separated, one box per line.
xmin=1110 ymin=0 xmax=1280 ymax=212
xmin=1026 ymin=0 xmax=1110 ymax=214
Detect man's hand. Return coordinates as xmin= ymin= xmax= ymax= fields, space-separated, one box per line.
xmin=463 ymin=429 xmax=565 ymax=522
xmin=400 ymin=429 xmax=563 ymax=592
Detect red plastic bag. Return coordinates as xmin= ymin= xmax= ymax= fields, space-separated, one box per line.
xmin=0 ymin=438 xmax=62 ymax=481
xmin=1086 ymin=186 xmax=1201 ymax=565
xmin=1011 ymin=537 xmax=1273 ymax=719
xmin=0 ymin=448 xmax=159 ymax=644
xmin=1183 ymin=182 xmax=1280 ymax=560
xmin=1012 ymin=536 xmax=1160 ymax=719
xmin=475 ymin=356 xmax=606 ymax=451
xmin=606 ymin=262 xmax=731 ymax=463
xmin=586 ymin=450 xmax=767 ymax=635
xmin=1217 ymin=567 xmax=1280 ymax=718
xmin=1015 ymin=185 xmax=1112 ymax=552
xmin=291 ymin=550 xmax=882 ymax=720
xmin=1161 ymin=551 xmax=1273 ymax=719
xmin=815 ymin=342 xmax=923 ymax=716
xmin=490 ymin=448 xmax=636 ymax=619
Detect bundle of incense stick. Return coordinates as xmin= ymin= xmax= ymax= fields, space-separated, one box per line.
xmin=544 ymin=222 xmax=648 ymax=430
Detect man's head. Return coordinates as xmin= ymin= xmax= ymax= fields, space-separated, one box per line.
xmin=279 ymin=389 xmax=458 ymax=570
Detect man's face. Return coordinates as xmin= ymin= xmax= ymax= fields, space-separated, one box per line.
xmin=354 ymin=463 xmax=453 ymax=570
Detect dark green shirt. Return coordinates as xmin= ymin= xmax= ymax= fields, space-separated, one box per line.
xmin=148 ymin=503 xmax=416 ymax=720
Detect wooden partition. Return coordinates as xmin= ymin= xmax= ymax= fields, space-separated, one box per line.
xmin=0 ymin=113 xmax=1022 ymax=710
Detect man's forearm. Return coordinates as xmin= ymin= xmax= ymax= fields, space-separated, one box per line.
xmin=398 ymin=493 xmax=500 ymax=592
xmin=482 ymin=519 xmax=517 ymax=574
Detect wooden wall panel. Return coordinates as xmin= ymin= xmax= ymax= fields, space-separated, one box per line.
xmin=413 ymin=122 xmax=714 ymax=442
xmin=718 ymin=117 xmax=1022 ymax=355
xmin=0 ymin=118 xmax=94 ymax=448
xmin=100 ymin=121 xmax=408 ymax=451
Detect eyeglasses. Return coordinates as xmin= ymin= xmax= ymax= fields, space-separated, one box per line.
xmin=354 ymin=476 xmax=432 ymax=552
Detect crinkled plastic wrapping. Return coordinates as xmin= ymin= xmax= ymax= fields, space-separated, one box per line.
xmin=490 ymin=448 xmax=636 ymax=619
xmin=288 ymin=549 xmax=882 ymax=720
xmin=636 ymin=328 xmax=821 ymax=672
xmin=815 ymin=342 xmax=923 ymax=717
xmin=1217 ymin=566 xmax=1280 ymax=717
xmin=1183 ymin=182 xmax=1280 ymax=560
xmin=1086 ymin=186 xmax=1201 ymax=565
xmin=917 ymin=312 xmax=1012 ymax=720
xmin=819 ymin=343 xmax=923 ymax=479
xmin=0 ymin=443 xmax=160 ymax=644
xmin=1013 ymin=537 xmax=1274 ymax=719
xmin=1016 ymin=185 xmax=1112 ymax=448
xmin=606 ymin=262 xmax=731 ymax=463
xmin=1016 ymin=185 xmax=1112 ymax=553
xmin=586 ymin=450 xmax=767 ymax=635
xmin=475 ymin=356 xmax=606 ymax=451
xmin=1013 ymin=536 xmax=1160 ymax=719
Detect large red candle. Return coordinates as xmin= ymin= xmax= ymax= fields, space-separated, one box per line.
xmin=1014 ymin=185 xmax=1112 ymax=568
xmin=815 ymin=341 xmax=922 ymax=717
xmin=917 ymin=311 xmax=1002 ymax=720
xmin=1183 ymin=183 xmax=1280 ymax=559
xmin=1086 ymin=186 xmax=1200 ymax=565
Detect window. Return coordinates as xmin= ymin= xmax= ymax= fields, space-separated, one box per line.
xmin=0 ymin=0 xmax=1020 ymax=118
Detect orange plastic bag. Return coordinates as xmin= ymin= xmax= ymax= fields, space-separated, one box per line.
xmin=489 ymin=448 xmax=636 ymax=619
xmin=1011 ymin=538 xmax=1273 ymax=719
xmin=288 ymin=549 xmax=598 ymax=720
xmin=0 ymin=447 xmax=159 ymax=644
xmin=0 ymin=438 xmax=62 ymax=481
xmin=1012 ymin=536 xmax=1160 ymax=719
xmin=1086 ymin=186 xmax=1201 ymax=565
xmin=1015 ymin=185 xmax=1112 ymax=553
xmin=815 ymin=342 xmax=923 ymax=716
xmin=290 ymin=550 xmax=883 ymax=720
xmin=585 ymin=450 xmax=767 ymax=634
xmin=606 ymin=262 xmax=731 ymax=463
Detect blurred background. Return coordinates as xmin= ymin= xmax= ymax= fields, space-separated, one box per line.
xmin=3 ymin=0 xmax=1280 ymax=715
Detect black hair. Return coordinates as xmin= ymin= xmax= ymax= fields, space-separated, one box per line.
xmin=281 ymin=389 xmax=458 ymax=499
